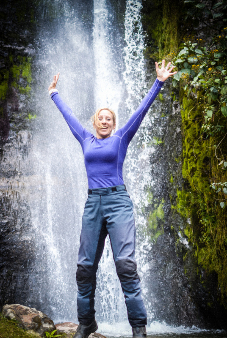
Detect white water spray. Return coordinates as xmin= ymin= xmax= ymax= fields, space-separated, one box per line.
xmin=28 ymin=1 xmax=92 ymax=321
xmin=29 ymin=0 xmax=156 ymax=328
xmin=93 ymin=0 xmax=127 ymax=325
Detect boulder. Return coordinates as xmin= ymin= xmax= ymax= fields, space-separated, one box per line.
xmin=2 ymin=304 xmax=55 ymax=337
xmin=55 ymin=322 xmax=106 ymax=338
xmin=55 ymin=322 xmax=78 ymax=335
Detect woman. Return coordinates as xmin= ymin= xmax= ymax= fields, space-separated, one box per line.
xmin=48 ymin=60 xmax=176 ymax=338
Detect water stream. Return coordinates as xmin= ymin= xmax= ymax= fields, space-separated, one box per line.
xmin=1 ymin=0 xmax=226 ymax=337
xmin=28 ymin=0 xmax=160 ymax=328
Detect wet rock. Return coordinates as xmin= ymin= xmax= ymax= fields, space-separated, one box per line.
xmin=55 ymin=322 xmax=78 ymax=335
xmin=55 ymin=322 xmax=106 ymax=338
xmin=2 ymin=304 xmax=56 ymax=337
xmin=90 ymin=333 xmax=106 ymax=338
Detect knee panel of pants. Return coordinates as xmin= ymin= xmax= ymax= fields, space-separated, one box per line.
xmin=76 ymin=264 xmax=95 ymax=285
xmin=115 ymin=259 xmax=140 ymax=282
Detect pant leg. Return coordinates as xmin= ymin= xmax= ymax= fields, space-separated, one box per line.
xmin=103 ymin=191 xmax=147 ymax=328
xmin=76 ymin=194 xmax=107 ymax=325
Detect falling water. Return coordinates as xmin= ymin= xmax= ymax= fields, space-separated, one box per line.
xmin=95 ymin=0 xmax=157 ymax=332
xmin=27 ymin=0 xmax=94 ymax=321
xmin=1 ymin=0 xmax=227 ymax=336
xmin=27 ymin=0 xmax=158 ymax=329
xmin=93 ymin=0 xmax=126 ymax=326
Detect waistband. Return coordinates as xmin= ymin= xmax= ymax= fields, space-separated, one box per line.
xmin=88 ymin=184 xmax=127 ymax=195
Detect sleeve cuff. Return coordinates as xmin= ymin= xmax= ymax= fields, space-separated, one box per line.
xmin=49 ymin=88 xmax=58 ymax=96
xmin=156 ymin=78 xmax=165 ymax=86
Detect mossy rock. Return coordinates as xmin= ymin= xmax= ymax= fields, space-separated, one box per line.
xmin=0 ymin=313 xmax=39 ymax=338
xmin=0 ymin=313 xmax=68 ymax=338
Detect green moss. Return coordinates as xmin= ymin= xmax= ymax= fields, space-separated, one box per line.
xmin=21 ymin=57 xmax=32 ymax=83
xmin=0 ymin=55 xmax=32 ymax=102
xmin=147 ymin=198 xmax=165 ymax=242
xmin=19 ymin=85 xmax=31 ymax=95
xmin=147 ymin=136 xmax=163 ymax=146
xmin=0 ymin=81 xmax=8 ymax=100
xmin=0 ymin=313 xmax=38 ymax=338
xmin=10 ymin=57 xmax=32 ymax=85
xmin=142 ymin=0 xmax=227 ymax=311
xmin=176 ymin=88 xmax=227 ymax=298
xmin=142 ymin=0 xmax=181 ymax=60
xmin=0 ymin=71 xmax=9 ymax=100
xmin=0 ymin=313 xmax=69 ymax=338
xmin=11 ymin=64 xmax=21 ymax=80
xmin=26 ymin=113 xmax=37 ymax=120
xmin=158 ymin=93 xmax=164 ymax=101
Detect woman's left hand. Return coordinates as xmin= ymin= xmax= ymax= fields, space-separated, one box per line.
xmin=155 ymin=59 xmax=177 ymax=82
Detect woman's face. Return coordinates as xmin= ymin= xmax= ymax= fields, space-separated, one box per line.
xmin=94 ymin=110 xmax=116 ymax=139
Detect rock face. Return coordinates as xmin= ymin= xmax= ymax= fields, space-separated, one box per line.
xmin=2 ymin=304 xmax=56 ymax=337
xmin=55 ymin=322 xmax=78 ymax=335
xmin=55 ymin=322 xmax=106 ymax=338
xmin=0 ymin=0 xmax=37 ymax=313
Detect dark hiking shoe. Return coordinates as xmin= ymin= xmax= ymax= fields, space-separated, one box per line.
xmin=73 ymin=320 xmax=98 ymax=338
xmin=132 ymin=326 xmax=147 ymax=337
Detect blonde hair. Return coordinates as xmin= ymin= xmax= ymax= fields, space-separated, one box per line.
xmin=91 ymin=108 xmax=116 ymax=129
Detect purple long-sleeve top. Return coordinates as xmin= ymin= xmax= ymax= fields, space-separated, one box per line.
xmin=51 ymin=78 xmax=164 ymax=189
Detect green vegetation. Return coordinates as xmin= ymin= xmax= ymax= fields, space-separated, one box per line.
xmin=142 ymin=0 xmax=227 ymax=302
xmin=0 ymin=55 xmax=32 ymax=103
xmin=0 ymin=314 xmax=69 ymax=338
xmin=0 ymin=313 xmax=38 ymax=338
xmin=45 ymin=330 xmax=61 ymax=338
xmin=146 ymin=193 xmax=164 ymax=242
xmin=171 ymin=13 xmax=227 ymax=298
xmin=152 ymin=136 xmax=163 ymax=145
xmin=26 ymin=113 xmax=37 ymax=120
xmin=142 ymin=0 xmax=181 ymax=60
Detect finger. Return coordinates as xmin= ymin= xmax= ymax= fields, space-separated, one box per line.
xmin=169 ymin=71 xmax=178 ymax=76
xmin=155 ymin=61 xmax=160 ymax=72
xmin=169 ymin=65 xmax=176 ymax=72
xmin=162 ymin=59 xmax=165 ymax=68
xmin=166 ymin=62 xmax=172 ymax=69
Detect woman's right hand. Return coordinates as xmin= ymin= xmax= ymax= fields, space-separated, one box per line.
xmin=48 ymin=73 xmax=60 ymax=91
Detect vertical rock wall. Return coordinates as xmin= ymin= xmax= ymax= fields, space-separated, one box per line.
xmin=0 ymin=0 xmax=37 ymax=310
xmin=141 ymin=0 xmax=227 ymax=330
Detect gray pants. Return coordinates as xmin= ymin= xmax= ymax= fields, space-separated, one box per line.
xmin=76 ymin=185 xmax=147 ymax=327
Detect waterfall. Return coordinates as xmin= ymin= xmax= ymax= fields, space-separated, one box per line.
xmin=2 ymin=0 xmax=227 ymax=334
xmin=94 ymin=0 xmax=157 ymax=334
xmin=28 ymin=0 xmax=94 ymax=321
xmin=93 ymin=0 xmax=126 ymax=326
xmin=27 ymin=0 xmax=158 ymax=332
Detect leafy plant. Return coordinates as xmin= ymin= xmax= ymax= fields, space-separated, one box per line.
xmin=211 ymin=181 xmax=227 ymax=208
xmin=45 ymin=330 xmax=61 ymax=338
xmin=172 ymin=31 xmax=227 ymax=121
xmin=169 ymin=11 xmax=227 ymax=298
xmin=26 ymin=113 xmax=37 ymax=120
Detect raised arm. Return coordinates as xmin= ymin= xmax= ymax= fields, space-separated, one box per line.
xmin=48 ymin=73 xmax=92 ymax=146
xmin=118 ymin=60 xmax=177 ymax=144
